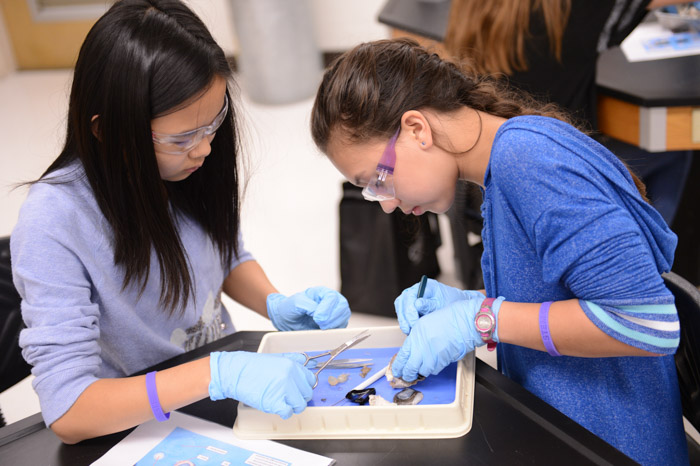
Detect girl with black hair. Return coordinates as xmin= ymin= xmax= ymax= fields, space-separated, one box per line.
xmin=311 ymin=38 xmax=687 ymax=465
xmin=10 ymin=0 xmax=350 ymax=443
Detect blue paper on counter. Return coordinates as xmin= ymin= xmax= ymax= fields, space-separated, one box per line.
xmin=135 ymin=427 xmax=290 ymax=465
xmin=304 ymin=346 xmax=457 ymax=407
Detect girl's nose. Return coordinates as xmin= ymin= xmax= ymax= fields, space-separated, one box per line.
xmin=379 ymin=199 xmax=398 ymax=214
xmin=188 ymin=136 xmax=212 ymax=159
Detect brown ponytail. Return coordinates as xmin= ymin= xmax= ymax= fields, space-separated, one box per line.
xmin=313 ymin=38 xmax=572 ymax=149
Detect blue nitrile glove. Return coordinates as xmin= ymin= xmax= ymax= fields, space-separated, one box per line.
xmin=266 ymin=286 xmax=351 ymax=331
xmin=394 ymin=278 xmax=486 ymax=334
xmin=392 ymin=296 xmax=505 ymax=382
xmin=209 ymin=351 xmax=314 ymax=419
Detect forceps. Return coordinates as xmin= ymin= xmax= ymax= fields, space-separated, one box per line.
xmin=300 ymin=329 xmax=371 ymax=388
xmin=304 ymin=358 xmax=373 ymax=369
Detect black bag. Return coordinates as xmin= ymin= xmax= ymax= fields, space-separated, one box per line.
xmin=0 ymin=237 xmax=31 ymax=404
xmin=446 ymin=180 xmax=485 ymax=290
xmin=339 ymin=183 xmax=441 ymax=316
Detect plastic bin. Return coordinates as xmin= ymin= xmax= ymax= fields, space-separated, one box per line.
xmin=233 ymin=326 xmax=475 ymax=439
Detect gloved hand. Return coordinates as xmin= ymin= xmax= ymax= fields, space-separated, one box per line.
xmin=394 ymin=278 xmax=486 ymax=334
xmin=267 ymin=286 xmax=351 ymax=331
xmin=392 ymin=296 xmax=505 ymax=382
xmin=209 ymin=351 xmax=314 ymax=419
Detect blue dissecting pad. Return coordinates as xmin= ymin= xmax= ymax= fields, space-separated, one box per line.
xmin=304 ymin=346 xmax=457 ymax=407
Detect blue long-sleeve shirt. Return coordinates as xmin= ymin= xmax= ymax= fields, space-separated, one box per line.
xmin=11 ymin=161 xmax=253 ymax=426
xmin=481 ymin=116 xmax=686 ymax=465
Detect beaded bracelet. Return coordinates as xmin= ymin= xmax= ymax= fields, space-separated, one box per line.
xmin=146 ymin=371 xmax=170 ymax=422
xmin=538 ymin=301 xmax=562 ymax=357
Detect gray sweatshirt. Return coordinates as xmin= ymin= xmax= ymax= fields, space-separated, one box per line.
xmin=11 ymin=162 xmax=253 ymax=426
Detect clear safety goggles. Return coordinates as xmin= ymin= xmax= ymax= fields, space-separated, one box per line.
xmin=152 ymin=94 xmax=228 ymax=155
xmin=362 ymin=128 xmax=399 ymax=202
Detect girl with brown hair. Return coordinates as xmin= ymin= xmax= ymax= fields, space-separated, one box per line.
xmin=310 ymin=38 xmax=686 ymax=465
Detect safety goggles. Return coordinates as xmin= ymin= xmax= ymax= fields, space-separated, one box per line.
xmin=152 ymin=94 xmax=228 ymax=155
xmin=362 ymin=128 xmax=399 ymax=202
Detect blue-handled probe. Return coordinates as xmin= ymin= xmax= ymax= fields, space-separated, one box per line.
xmin=417 ymin=274 xmax=428 ymax=299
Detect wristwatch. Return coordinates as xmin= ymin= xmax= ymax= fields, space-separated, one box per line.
xmin=474 ymin=297 xmax=497 ymax=351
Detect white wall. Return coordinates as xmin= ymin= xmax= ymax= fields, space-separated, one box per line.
xmin=310 ymin=0 xmax=391 ymax=51
xmin=0 ymin=0 xmax=390 ymax=68
xmin=0 ymin=7 xmax=16 ymax=78
xmin=188 ymin=0 xmax=390 ymax=57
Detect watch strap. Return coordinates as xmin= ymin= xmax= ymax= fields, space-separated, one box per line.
xmin=477 ymin=297 xmax=497 ymax=351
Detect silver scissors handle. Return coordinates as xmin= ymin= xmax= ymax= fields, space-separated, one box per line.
xmin=301 ymin=351 xmax=331 ymax=366
xmin=309 ymin=329 xmax=371 ymax=388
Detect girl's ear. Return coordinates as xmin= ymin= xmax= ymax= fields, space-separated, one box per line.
xmin=90 ymin=115 xmax=101 ymax=141
xmin=400 ymin=110 xmax=432 ymax=149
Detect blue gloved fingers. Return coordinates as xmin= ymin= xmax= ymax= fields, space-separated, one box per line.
xmin=208 ymin=351 xmax=313 ymax=419
xmin=279 ymin=363 xmax=315 ymax=417
xmin=281 ymin=352 xmax=307 ymax=365
xmin=278 ymin=389 xmax=311 ymax=418
xmin=281 ymin=352 xmax=317 ymax=395
xmin=396 ymin=304 xmax=480 ymax=382
xmin=266 ymin=293 xmax=292 ymax=331
xmin=266 ymin=292 xmax=317 ymax=331
xmin=304 ymin=287 xmax=351 ymax=329
xmin=392 ymin=336 xmax=412 ymax=379
xmin=262 ymin=392 xmax=296 ymax=420
xmin=253 ymin=357 xmax=312 ymax=419
xmin=274 ymin=403 xmax=294 ymax=420
xmin=389 ymin=334 xmax=431 ymax=383
xmin=394 ymin=281 xmax=427 ymax=334
xmin=396 ymin=308 xmax=418 ymax=335
xmin=423 ymin=279 xmax=470 ymax=309
xmin=395 ymin=279 xmax=470 ymax=334
xmin=414 ymin=297 xmax=443 ymax=314
xmin=287 ymin=377 xmax=313 ymax=412
xmin=464 ymin=290 xmax=487 ymax=300
xmin=402 ymin=332 xmax=431 ymax=381
xmin=279 ymin=353 xmax=315 ymax=399
xmin=293 ymin=368 xmax=315 ymax=403
xmin=414 ymin=290 xmax=485 ymax=316
xmin=268 ymin=287 xmax=352 ymax=331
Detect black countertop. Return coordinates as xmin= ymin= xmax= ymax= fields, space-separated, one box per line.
xmin=596 ymin=45 xmax=700 ymax=107
xmin=0 ymin=330 xmax=635 ymax=465
xmin=378 ymin=0 xmax=451 ymax=41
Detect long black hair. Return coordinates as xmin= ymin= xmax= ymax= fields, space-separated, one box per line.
xmin=41 ymin=0 xmax=241 ymax=315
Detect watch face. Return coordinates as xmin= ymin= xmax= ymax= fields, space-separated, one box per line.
xmin=476 ymin=313 xmax=494 ymax=331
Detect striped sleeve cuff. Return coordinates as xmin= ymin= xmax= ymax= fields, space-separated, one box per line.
xmin=580 ymin=300 xmax=680 ymax=354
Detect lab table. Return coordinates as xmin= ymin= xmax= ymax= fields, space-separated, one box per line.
xmin=596 ymin=46 xmax=700 ymax=152
xmin=0 ymin=330 xmax=635 ymax=465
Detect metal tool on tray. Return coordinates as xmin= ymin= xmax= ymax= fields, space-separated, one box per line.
xmin=304 ymin=358 xmax=373 ymax=369
xmin=300 ymin=329 xmax=371 ymax=388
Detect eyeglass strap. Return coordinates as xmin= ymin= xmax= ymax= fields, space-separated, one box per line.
xmin=378 ymin=128 xmax=399 ymax=173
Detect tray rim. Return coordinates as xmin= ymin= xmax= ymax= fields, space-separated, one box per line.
xmin=232 ymin=326 xmax=475 ymax=440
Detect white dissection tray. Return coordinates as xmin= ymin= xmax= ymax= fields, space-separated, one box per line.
xmin=232 ymin=326 xmax=475 ymax=439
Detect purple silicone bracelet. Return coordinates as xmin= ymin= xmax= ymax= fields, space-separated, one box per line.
xmin=539 ymin=301 xmax=562 ymax=357
xmin=146 ymin=371 xmax=170 ymax=422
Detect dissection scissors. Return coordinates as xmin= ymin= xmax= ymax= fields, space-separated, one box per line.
xmin=300 ymin=329 xmax=371 ymax=388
